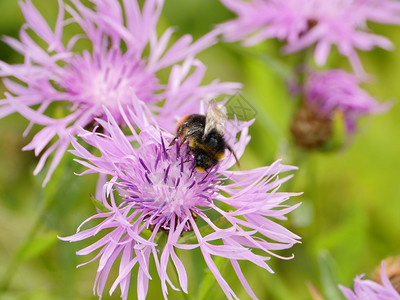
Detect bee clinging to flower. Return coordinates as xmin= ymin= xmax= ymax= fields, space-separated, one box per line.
xmin=172 ymin=99 xmax=240 ymax=172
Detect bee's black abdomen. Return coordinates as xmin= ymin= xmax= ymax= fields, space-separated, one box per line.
xmin=192 ymin=148 xmax=218 ymax=171
xmin=203 ymin=129 xmax=226 ymax=153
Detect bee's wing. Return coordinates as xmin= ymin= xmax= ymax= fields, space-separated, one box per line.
xmin=203 ymin=99 xmax=227 ymax=137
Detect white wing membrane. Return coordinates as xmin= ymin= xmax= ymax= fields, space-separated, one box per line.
xmin=204 ymin=99 xmax=227 ymax=137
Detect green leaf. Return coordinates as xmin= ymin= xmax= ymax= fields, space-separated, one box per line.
xmin=318 ymin=251 xmax=346 ymax=300
xmin=89 ymin=194 xmax=109 ymax=213
xmin=0 ymin=1 xmax=23 ymax=28
xmin=197 ymin=256 xmax=228 ymax=300
xmin=178 ymin=216 xmax=228 ymax=244
xmin=226 ymin=44 xmax=292 ymax=80
xmin=16 ymin=231 xmax=58 ymax=262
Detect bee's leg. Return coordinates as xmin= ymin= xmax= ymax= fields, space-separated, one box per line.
xmin=201 ymin=169 xmax=210 ymax=181
xmin=185 ymin=143 xmax=192 ymax=155
xmin=175 ymin=127 xmax=201 ymax=153
xmin=169 ymin=136 xmax=178 ymax=147
xmin=190 ymin=166 xmax=196 ymax=178
xmin=177 ymin=136 xmax=188 ymax=152
xmin=226 ymin=144 xmax=240 ymax=167
xmin=180 ymin=130 xmax=200 ymax=151
xmin=169 ymin=135 xmax=187 ymax=150
xmin=179 ymin=158 xmax=192 ymax=166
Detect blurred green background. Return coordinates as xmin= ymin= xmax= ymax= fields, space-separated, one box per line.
xmin=1 ymin=0 xmax=400 ymax=299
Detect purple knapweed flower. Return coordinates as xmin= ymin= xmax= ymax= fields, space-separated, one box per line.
xmin=339 ymin=262 xmax=400 ymax=300
xmin=0 ymin=0 xmax=239 ymax=185
xmin=219 ymin=0 xmax=400 ymax=76
xmin=303 ymin=69 xmax=390 ymax=134
xmin=60 ymin=97 xmax=301 ymax=300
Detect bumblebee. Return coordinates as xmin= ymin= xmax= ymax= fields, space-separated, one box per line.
xmin=172 ymin=99 xmax=239 ymax=172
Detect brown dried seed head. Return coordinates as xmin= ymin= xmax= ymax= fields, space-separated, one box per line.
xmin=372 ymin=256 xmax=400 ymax=293
xmin=290 ymin=104 xmax=333 ymax=150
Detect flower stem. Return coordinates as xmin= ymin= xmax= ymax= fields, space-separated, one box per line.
xmin=197 ymin=256 xmax=229 ymax=300
xmin=0 ymin=158 xmax=67 ymax=292
xmin=225 ymin=44 xmax=292 ymax=80
xmin=178 ymin=215 xmax=228 ymax=244
xmin=172 ymin=250 xmax=190 ymax=300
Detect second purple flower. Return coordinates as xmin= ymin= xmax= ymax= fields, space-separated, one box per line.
xmin=0 ymin=0 xmax=240 ymax=185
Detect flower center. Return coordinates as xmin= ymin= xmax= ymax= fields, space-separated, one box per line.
xmin=119 ymin=139 xmax=219 ymax=231
xmin=62 ymin=49 xmax=160 ymax=121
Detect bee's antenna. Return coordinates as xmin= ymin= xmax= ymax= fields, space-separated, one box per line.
xmin=171 ymin=135 xmax=191 ymax=153
xmin=169 ymin=136 xmax=178 ymax=147
xmin=226 ymin=145 xmax=241 ymax=168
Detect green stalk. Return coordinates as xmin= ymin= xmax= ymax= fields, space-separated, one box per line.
xmin=197 ymin=256 xmax=229 ymax=300
xmin=0 ymin=157 xmax=67 ymax=292
xmin=178 ymin=216 xmax=228 ymax=245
